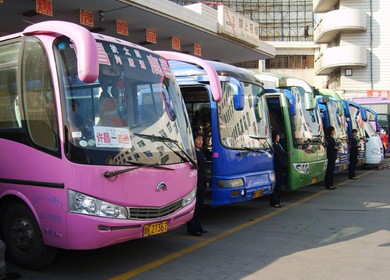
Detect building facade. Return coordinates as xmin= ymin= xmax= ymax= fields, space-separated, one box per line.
xmin=313 ymin=0 xmax=390 ymax=99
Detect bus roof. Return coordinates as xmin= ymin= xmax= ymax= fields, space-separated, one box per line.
xmin=315 ymin=88 xmax=342 ymax=101
xmin=255 ymin=72 xmax=312 ymax=93
xmin=169 ymin=60 xmax=262 ymax=86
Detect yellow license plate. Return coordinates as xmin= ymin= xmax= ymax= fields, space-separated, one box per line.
xmin=253 ymin=189 xmax=264 ymax=198
xmin=310 ymin=177 xmax=317 ymax=184
xmin=343 ymin=164 xmax=347 ymax=170
xmin=143 ymin=221 xmax=168 ymax=237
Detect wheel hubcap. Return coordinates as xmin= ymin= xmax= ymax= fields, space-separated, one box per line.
xmin=11 ymin=218 xmax=34 ymax=255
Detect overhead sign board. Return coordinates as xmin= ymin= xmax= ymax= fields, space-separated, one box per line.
xmin=217 ymin=6 xmax=260 ymax=47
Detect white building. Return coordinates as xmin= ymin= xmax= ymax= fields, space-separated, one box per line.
xmin=313 ymin=0 xmax=390 ymax=99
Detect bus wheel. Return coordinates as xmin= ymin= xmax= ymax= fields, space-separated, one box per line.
xmin=1 ymin=202 xmax=57 ymax=270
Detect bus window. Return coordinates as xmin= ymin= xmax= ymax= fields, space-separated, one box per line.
xmin=0 ymin=67 xmax=20 ymax=129
xmin=22 ymin=37 xmax=58 ymax=150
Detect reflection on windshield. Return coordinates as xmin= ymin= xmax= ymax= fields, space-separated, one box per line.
xmin=349 ymin=106 xmax=365 ymax=138
xmin=218 ymin=82 xmax=271 ymax=149
xmin=328 ymin=100 xmax=347 ymax=139
xmin=288 ymin=87 xmax=324 ymax=152
xmin=54 ymin=37 xmax=194 ymax=165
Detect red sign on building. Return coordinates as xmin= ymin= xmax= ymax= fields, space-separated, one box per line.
xmin=80 ymin=9 xmax=94 ymax=27
xmin=146 ymin=29 xmax=157 ymax=44
xmin=367 ymin=90 xmax=390 ymax=99
xmin=172 ymin=37 xmax=181 ymax=51
xmin=36 ymin=0 xmax=53 ymax=16
xmin=116 ymin=20 xmax=129 ymax=36
xmin=194 ymin=44 xmax=202 ymax=56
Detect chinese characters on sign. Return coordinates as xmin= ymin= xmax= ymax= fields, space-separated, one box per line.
xmin=94 ymin=126 xmax=132 ymax=148
xmin=116 ymin=20 xmax=129 ymax=36
xmin=367 ymin=90 xmax=390 ymax=99
xmin=217 ymin=5 xmax=260 ymax=47
xmin=36 ymin=0 xmax=53 ymax=16
xmin=80 ymin=9 xmax=94 ymax=27
xmin=146 ymin=29 xmax=157 ymax=44
xmin=193 ymin=44 xmax=202 ymax=57
xmin=172 ymin=37 xmax=181 ymax=51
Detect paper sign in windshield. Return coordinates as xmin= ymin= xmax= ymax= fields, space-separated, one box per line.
xmin=94 ymin=126 xmax=132 ymax=148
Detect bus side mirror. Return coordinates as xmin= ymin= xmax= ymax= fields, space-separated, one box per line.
xmin=304 ymin=92 xmax=315 ymax=110
xmin=338 ymin=101 xmax=343 ymax=116
xmin=283 ymin=89 xmax=296 ymax=116
xmin=230 ymin=77 xmax=244 ymax=111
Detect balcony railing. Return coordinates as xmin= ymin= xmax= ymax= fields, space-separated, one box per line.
xmin=314 ymin=9 xmax=367 ymax=43
xmin=314 ymin=46 xmax=367 ymax=75
xmin=313 ymin=0 xmax=339 ymax=13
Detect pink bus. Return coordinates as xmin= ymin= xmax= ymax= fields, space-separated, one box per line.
xmin=0 ymin=21 xmax=221 ymax=269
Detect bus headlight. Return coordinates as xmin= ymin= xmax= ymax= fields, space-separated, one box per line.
xmin=217 ymin=178 xmax=244 ymax=188
xmin=182 ymin=187 xmax=197 ymax=207
xmin=371 ymin=148 xmax=380 ymax=154
xmin=293 ymin=163 xmax=309 ymax=174
xmin=68 ymin=190 xmax=127 ymax=219
xmin=270 ymin=172 xmax=275 ymax=182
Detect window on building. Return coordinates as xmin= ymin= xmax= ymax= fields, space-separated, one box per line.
xmin=265 ymin=55 xmax=314 ymax=69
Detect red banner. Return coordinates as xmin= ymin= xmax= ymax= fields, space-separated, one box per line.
xmin=146 ymin=29 xmax=157 ymax=44
xmin=36 ymin=0 xmax=53 ymax=16
xmin=194 ymin=44 xmax=202 ymax=56
xmin=172 ymin=37 xmax=181 ymax=51
xmin=116 ymin=20 xmax=129 ymax=36
xmin=367 ymin=90 xmax=390 ymax=99
xmin=80 ymin=9 xmax=94 ymax=27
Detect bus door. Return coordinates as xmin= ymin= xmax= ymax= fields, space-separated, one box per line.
xmin=180 ymin=85 xmax=213 ymax=201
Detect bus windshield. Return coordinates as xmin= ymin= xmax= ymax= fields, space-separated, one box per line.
xmin=218 ymin=82 xmax=271 ymax=149
xmin=328 ymin=99 xmax=348 ymax=139
xmin=54 ymin=37 xmax=194 ymax=165
xmin=349 ymin=105 xmax=365 ymax=138
xmin=288 ymin=86 xmax=324 ymax=147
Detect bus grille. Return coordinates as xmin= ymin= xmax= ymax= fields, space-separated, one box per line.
xmin=127 ymin=199 xmax=183 ymax=220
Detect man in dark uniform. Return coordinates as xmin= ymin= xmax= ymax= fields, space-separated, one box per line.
xmin=325 ymin=126 xmax=339 ymax=190
xmin=270 ymin=131 xmax=287 ymax=208
xmin=187 ymin=131 xmax=208 ymax=236
xmin=349 ymin=129 xmax=359 ymax=180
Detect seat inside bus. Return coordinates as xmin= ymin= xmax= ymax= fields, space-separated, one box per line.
xmin=25 ymin=91 xmax=56 ymax=149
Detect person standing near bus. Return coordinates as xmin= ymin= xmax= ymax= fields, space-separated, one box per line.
xmin=270 ymin=132 xmax=287 ymax=208
xmin=187 ymin=131 xmax=208 ymax=236
xmin=381 ymin=130 xmax=388 ymax=158
xmin=349 ymin=129 xmax=359 ymax=180
xmin=325 ymin=126 xmax=339 ymax=190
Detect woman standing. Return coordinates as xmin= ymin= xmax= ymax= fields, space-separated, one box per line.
xmin=325 ymin=126 xmax=339 ymax=190
xmin=270 ymin=132 xmax=287 ymax=208
xmin=187 ymin=131 xmax=208 ymax=236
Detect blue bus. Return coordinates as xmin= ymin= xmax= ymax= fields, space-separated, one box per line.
xmin=314 ymin=89 xmax=349 ymax=174
xmin=164 ymin=58 xmax=275 ymax=207
xmin=343 ymin=100 xmax=367 ymax=166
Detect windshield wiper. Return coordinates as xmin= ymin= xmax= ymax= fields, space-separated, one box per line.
xmin=134 ymin=133 xmax=198 ymax=169
xmin=249 ymin=135 xmax=274 ymax=153
xmin=104 ymin=161 xmax=174 ymax=178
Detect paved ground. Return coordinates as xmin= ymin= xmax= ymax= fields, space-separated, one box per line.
xmin=3 ymin=159 xmax=390 ymax=280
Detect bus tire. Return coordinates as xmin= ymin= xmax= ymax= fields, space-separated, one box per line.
xmin=0 ymin=202 xmax=57 ymax=270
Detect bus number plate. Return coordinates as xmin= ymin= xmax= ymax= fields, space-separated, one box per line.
xmin=253 ymin=189 xmax=264 ymax=199
xmin=143 ymin=221 xmax=168 ymax=237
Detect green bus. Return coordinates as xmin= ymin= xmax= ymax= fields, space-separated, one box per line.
xmin=255 ymin=73 xmax=327 ymax=190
